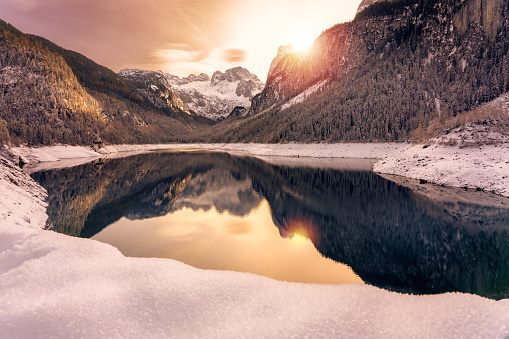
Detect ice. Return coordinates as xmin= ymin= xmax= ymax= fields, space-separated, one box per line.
xmin=1 ymin=146 xmax=509 ymax=337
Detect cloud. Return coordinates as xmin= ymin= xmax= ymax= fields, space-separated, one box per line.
xmin=1 ymin=0 xmax=362 ymax=81
xmin=223 ymin=49 xmax=246 ymax=63
xmin=153 ymin=49 xmax=203 ymax=63
xmin=5 ymin=0 xmax=83 ymax=11
xmin=5 ymin=0 xmax=41 ymax=11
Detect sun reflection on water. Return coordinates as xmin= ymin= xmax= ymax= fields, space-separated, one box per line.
xmin=93 ymin=199 xmax=362 ymax=285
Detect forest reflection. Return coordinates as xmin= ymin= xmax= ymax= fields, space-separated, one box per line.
xmin=32 ymin=151 xmax=509 ymax=299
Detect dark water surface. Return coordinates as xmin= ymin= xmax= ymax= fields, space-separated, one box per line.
xmin=31 ymin=151 xmax=509 ymax=299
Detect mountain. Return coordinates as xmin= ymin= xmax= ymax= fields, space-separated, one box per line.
xmin=0 ymin=19 xmax=198 ymax=146
xmin=211 ymin=0 xmax=509 ymax=142
xmin=357 ymin=0 xmax=396 ymax=14
xmin=118 ymin=69 xmax=190 ymax=116
xmin=2 ymin=0 xmax=508 ymax=146
xmin=165 ymin=67 xmax=264 ymax=121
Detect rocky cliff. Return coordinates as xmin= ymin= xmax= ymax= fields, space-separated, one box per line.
xmin=453 ymin=0 xmax=508 ymax=41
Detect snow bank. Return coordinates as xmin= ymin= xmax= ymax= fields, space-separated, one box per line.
xmin=1 ymin=146 xmax=509 ymax=337
xmin=11 ymin=145 xmax=100 ymax=164
xmin=95 ymin=143 xmax=409 ymax=159
xmin=1 ymin=216 xmax=509 ymax=337
xmin=373 ymin=143 xmax=509 ymax=197
xmin=11 ymin=143 xmax=409 ymax=163
xmin=0 ymin=149 xmax=47 ymax=229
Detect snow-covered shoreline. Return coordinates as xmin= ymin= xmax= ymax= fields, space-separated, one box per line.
xmin=12 ymin=142 xmax=411 ymax=173
xmin=11 ymin=142 xmax=509 ymax=197
xmin=1 ymin=143 xmax=509 ymax=337
xmin=374 ymin=142 xmax=509 ymax=197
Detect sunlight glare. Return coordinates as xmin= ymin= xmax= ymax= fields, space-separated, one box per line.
xmin=290 ymin=231 xmax=313 ymax=245
xmin=289 ymin=31 xmax=316 ymax=53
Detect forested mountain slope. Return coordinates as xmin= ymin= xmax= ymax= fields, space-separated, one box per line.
xmin=0 ymin=19 xmax=195 ymax=146
xmin=210 ymin=0 xmax=509 ymax=142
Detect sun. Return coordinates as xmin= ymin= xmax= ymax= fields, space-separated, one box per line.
xmin=288 ymin=31 xmax=316 ymax=53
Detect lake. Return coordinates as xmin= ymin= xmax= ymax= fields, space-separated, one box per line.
xmin=31 ymin=150 xmax=509 ymax=299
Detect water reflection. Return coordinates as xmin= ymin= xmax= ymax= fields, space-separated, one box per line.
xmin=31 ymin=151 xmax=509 ymax=299
xmin=93 ymin=200 xmax=362 ymax=285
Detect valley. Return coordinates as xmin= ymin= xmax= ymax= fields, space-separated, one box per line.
xmin=1 ymin=0 xmax=509 ymax=337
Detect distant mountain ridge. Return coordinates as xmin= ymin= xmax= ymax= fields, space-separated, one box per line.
xmin=0 ymin=19 xmax=201 ymax=146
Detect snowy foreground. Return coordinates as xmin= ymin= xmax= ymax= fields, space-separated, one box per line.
xmin=1 ymin=144 xmax=509 ymax=338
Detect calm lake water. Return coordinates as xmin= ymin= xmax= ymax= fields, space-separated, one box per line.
xmin=31 ymin=151 xmax=509 ymax=299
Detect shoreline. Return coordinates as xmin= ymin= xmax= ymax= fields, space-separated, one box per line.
xmin=1 ymin=143 xmax=509 ymax=337
xmin=9 ymin=141 xmax=509 ymax=197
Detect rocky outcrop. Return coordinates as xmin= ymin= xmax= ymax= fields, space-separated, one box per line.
xmin=166 ymin=73 xmax=211 ymax=86
xmin=118 ymin=69 xmax=189 ymax=115
xmin=249 ymin=24 xmax=350 ymax=116
xmin=453 ymin=0 xmax=508 ymax=41
xmin=356 ymin=0 xmax=396 ymax=14
xmin=228 ymin=106 xmax=248 ymax=118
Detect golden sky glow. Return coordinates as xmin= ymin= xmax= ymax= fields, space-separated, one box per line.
xmin=0 ymin=0 xmax=361 ymax=80
xmin=93 ymin=200 xmax=363 ymax=285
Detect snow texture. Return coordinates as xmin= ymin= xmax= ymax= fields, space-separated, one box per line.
xmin=0 ymin=148 xmax=47 ymax=229
xmin=1 ymin=145 xmax=509 ymax=337
xmin=374 ymin=93 xmax=509 ymax=197
xmin=97 ymin=142 xmax=410 ymax=159
xmin=373 ymin=143 xmax=509 ymax=197
xmin=166 ymin=68 xmax=264 ymax=120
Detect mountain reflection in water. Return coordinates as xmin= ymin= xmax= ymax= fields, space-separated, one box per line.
xmin=31 ymin=151 xmax=509 ymax=299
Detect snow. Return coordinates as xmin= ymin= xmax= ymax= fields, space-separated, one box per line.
xmin=1 ymin=145 xmax=509 ymax=337
xmin=281 ymin=80 xmax=328 ymax=111
xmin=2 ymin=217 xmax=508 ymax=337
xmin=374 ymin=93 xmax=509 ymax=197
xmin=95 ymin=142 xmax=410 ymax=159
xmin=7 ymin=142 xmax=509 ymax=198
xmin=182 ymin=80 xmax=253 ymax=107
xmin=11 ymin=145 xmax=100 ymax=163
xmin=373 ymin=142 xmax=509 ymax=197
xmin=166 ymin=70 xmax=263 ymax=120
xmin=0 ymin=149 xmax=47 ymax=229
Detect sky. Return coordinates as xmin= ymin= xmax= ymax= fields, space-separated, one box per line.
xmin=0 ymin=0 xmax=362 ymax=81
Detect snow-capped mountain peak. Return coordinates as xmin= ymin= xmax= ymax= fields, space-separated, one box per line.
xmin=165 ymin=67 xmax=264 ymax=121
